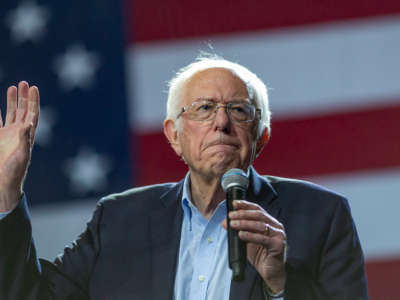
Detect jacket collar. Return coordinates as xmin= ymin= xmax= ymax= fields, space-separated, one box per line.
xmin=247 ymin=166 xmax=278 ymax=206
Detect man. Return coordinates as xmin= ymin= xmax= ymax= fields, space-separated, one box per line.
xmin=0 ymin=57 xmax=368 ymax=299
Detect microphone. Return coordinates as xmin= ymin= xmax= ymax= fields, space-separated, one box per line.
xmin=221 ymin=168 xmax=249 ymax=281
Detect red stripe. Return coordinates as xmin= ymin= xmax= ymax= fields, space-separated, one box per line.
xmin=366 ymin=258 xmax=400 ymax=299
xmin=129 ymin=0 xmax=400 ymax=43
xmin=256 ymin=102 xmax=400 ymax=178
xmin=134 ymin=101 xmax=400 ymax=186
xmin=133 ymin=131 xmax=185 ymax=186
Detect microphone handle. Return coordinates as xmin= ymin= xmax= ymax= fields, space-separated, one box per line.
xmin=226 ymin=186 xmax=247 ymax=281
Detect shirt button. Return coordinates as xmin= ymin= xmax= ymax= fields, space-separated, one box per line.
xmin=207 ymin=237 xmax=213 ymax=243
xmin=198 ymin=275 xmax=206 ymax=282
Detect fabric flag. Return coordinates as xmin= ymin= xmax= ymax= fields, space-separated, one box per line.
xmin=0 ymin=0 xmax=132 ymax=205
xmin=1 ymin=0 xmax=399 ymax=299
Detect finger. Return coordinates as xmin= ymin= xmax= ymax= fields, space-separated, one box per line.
xmin=232 ymin=200 xmax=283 ymax=227
xmin=238 ymin=230 xmax=272 ymax=245
xmin=25 ymin=86 xmax=40 ymax=127
xmin=15 ymin=81 xmax=29 ymax=122
xmin=231 ymin=219 xmax=286 ymax=238
xmin=28 ymin=124 xmax=35 ymax=149
xmin=25 ymin=86 xmax=40 ymax=146
xmin=238 ymin=230 xmax=286 ymax=254
xmin=231 ymin=219 xmax=269 ymax=234
xmin=5 ymin=86 xmax=17 ymax=124
xmin=229 ymin=209 xmax=284 ymax=229
xmin=233 ymin=200 xmax=266 ymax=211
xmin=265 ymin=224 xmax=286 ymax=239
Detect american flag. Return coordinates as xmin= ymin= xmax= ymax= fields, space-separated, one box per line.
xmin=0 ymin=0 xmax=132 ymax=204
xmin=1 ymin=0 xmax=400 ymax=298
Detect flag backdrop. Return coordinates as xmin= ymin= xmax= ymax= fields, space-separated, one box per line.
xmin=1 ymin=0 xmax=399 ymax=298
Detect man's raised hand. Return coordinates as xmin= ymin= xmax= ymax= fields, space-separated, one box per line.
xmin=0 ymin=81 xmax=40 ymax=212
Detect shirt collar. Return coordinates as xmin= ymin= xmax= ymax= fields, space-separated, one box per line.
xmin=181 ymin=172 xmax=193 ymax=218
xmin=181 ymin=171 xmax=232 ymax=222
xmin=181 ymin=167 xmax=251 ymax=210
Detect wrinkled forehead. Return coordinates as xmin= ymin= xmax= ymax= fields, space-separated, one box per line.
xmin=180 ymin=67 xmax=253 ymax=105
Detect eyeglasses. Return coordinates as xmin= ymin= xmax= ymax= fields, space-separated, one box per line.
xmin=177 ymin=99 xmax=261 ymax=123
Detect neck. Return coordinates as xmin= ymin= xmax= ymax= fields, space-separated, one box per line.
xmin=189 ymin=171 xmax=226 ymax=220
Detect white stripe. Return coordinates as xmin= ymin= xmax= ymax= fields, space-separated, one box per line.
xmin=126 ymin=16 xmax=400 ymax=132
xmin=30 ymin=199 xmax=97 ymax=259
xmin=309 ymin=167 xmax=400 ymax=260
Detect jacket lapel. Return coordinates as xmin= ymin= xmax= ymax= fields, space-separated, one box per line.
xmin=229 ymin=167 xmax=281 ymax=300
xmin=150 ymin=181 xmax=184 ymax=300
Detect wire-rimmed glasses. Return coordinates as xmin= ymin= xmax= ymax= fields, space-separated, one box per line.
xmin=177 ymin=99 xmax=261 ymax=123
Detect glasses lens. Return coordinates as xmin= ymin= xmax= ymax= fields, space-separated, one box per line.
xmin=229 ymin=102 xmax=255 ymax=122
xmin=188 ymin=100 xmax=216 ymax=121
xmin=185 ymin=100 xmax=257 ymax=122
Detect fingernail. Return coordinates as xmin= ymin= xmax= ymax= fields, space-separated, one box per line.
xmin=230 ymin=211 xmax=238 ymax=217
xmin=231 ymin=220 xmax=239 ymax=226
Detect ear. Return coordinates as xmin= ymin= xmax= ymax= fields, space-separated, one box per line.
xmin=255 ymin=128 xmax=269 ymax=157
xmin=163 ymin=119 xmax=183 ymax=157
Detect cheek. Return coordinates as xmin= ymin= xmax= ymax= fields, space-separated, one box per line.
xmin=179 ymin=127 xmax=203 ymax=158
xmin=238 ymin=131 xmax=258 ymax=158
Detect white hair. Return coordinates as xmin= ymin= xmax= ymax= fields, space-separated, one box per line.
xmin=166 ymin=55 xmax=271 ymax=137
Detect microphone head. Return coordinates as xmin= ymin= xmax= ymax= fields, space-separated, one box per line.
xmin=221 ymin=168 xmax=249 ymax=192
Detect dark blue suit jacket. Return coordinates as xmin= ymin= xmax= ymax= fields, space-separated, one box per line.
xmin=0 ymin=168 xmax=368 ymax=299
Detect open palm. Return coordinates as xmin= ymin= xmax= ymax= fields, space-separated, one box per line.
xmin=0 ymin=81 xmax=40 ymax=211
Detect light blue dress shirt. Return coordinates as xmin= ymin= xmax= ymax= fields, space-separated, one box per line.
xmin=173 ymin=173 xmax=284 ymax=300
xmin=173 ymin=173 xmax=232 ymax=300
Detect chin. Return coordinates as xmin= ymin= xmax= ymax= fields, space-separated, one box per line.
xmin=210 ymin=157 xmax=241 ymax=176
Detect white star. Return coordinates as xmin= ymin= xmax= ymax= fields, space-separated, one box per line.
xmin=35 ymin=107 xmax=56 ymax=147
xmin=5 ymin=1 xmax=50 ymax=44
xmin=63 ymin=147 xmax=112 ymax=195
xmin=53 ymin=44 xmax=101 ymax=91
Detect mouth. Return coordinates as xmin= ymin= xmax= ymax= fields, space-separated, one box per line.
xmin=209 ymin=144 xmax=237 ymax=151
xmin=203 ymin=132 xmax=241 ymax=153
xmin=204 ymin=140 xmax=240 ymax=152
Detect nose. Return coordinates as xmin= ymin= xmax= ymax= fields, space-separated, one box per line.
xmin=213 ymin=105 xmax=231 ymax=133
